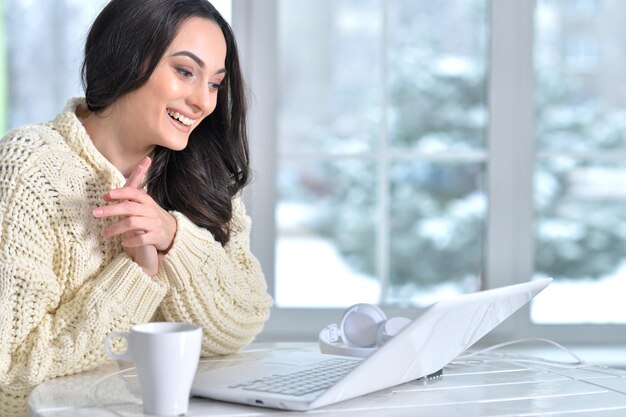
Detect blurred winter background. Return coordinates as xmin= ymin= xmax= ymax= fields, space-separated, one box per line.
xmin=3 ymin=0 xmax=625 ymax=324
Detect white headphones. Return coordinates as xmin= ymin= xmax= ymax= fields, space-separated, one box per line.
xmin=318 ymin=303 xmax=412 ymax=358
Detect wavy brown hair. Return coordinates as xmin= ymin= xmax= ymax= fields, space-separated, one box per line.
xmin=82 ymin=0 xmax=249 ymax=245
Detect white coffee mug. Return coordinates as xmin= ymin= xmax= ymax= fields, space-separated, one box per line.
xmin=105 ymin=322 xmax=202 ymax=416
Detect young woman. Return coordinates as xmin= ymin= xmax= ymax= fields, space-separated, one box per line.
xmin=0 ymin=0 xmax=272 ymax=415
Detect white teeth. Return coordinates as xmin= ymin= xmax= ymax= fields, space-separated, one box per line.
xmin=167 ymin=110 xmax=194 ymax=126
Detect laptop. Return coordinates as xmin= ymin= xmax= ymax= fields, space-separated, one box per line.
xmin=191 ymin=278 xmax=552 ymax=411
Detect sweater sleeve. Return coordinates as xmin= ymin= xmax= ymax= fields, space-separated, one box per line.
xmin=0 ymin=170 xmax=167 ymax=397
xmin=156 ymin=197 xmax=273 ymax=356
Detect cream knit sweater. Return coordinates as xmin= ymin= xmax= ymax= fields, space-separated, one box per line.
xmin=0 ymin=98 xmax=273 ymax=416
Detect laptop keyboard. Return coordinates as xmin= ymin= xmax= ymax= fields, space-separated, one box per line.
xmin=228 ymin=358 xmax=360 ymax=397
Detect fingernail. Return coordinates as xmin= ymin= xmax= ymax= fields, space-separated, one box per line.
xmin=109 ymin=189 xmax=117 ymax=197
xmin=92 ymin=208 xmax=103 ymax=217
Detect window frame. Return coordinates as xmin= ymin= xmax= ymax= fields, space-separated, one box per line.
xmin=233 ymin=0 xmax=625 ymax=343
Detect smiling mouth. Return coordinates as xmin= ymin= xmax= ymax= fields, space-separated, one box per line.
xmin=167 ymin=109 xmax=195 ymax=127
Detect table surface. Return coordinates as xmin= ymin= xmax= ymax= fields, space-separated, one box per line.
xmin=29 ymin=342 xmax=626 ymax=417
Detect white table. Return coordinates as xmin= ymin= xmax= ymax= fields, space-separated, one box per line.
xmin=29 ymin=342 xmax=626 ymax=416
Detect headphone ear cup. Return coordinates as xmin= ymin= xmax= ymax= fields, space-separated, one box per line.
xmin=340 ymin=304 xmax=387 ymax=348
xmin=376 ymin=316 xmax=412 ymax=346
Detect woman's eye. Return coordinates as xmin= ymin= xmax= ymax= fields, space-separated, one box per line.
xmin=176 ymin=67 xmax=193 ymax=78
xmin=209 ymin=82 xmax=223 ymax=92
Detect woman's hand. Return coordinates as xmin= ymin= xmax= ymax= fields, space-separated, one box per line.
xmin=93 ymin=157 xmax=176 ymax=276
xmin=95 ymin=190 xmax=177 ymax=253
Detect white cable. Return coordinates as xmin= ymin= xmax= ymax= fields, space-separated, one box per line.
xmin=453 ymin=338 xmax=591 ymax=369
xmin=453 ymin=357 xmax=596 ymax=369
xmin=459 ymin=338 xmax=585 ymax=362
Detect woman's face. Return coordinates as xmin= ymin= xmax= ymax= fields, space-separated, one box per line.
xmin=114 ymin=17 xmax=227 ymax=151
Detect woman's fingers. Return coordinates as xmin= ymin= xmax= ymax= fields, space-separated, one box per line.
xmin=121 ymin=229 xmax=171 ymax=251
xmin=98 ymin=206 xmax=176 ymax=252
xmin=91 ymin=156 xmax=160 ymax=276
xmin=93 ymin=200 xmax=148 ymax=218
xmin=125 ymin=156 xmax=152 ymax=189
xmin=93 ymin=155 xmax=176 ymax=254
xmin=102 ymin=216 xmax=160 ymax=238
xmin=102 ymin=187 xmax=150 ymax=203
xmin=121 ymin=231 xmax=162 ymax=248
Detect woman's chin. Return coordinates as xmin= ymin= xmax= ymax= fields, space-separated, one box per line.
xmin=160 ymin=134 xmax=189 ymax=151
xmin=165 ymin=142 xmax=188 ymax=151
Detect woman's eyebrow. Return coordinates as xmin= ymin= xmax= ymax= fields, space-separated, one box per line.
xmin=170 ymin=51 xmax=227 ymax=75
xmin=170 ymin=51 xmax=206 ymax=68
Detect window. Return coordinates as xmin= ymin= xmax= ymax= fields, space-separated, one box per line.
xmin=0 ymin=0 xmax=6 ymax=133
xmin=236 ymin=0 xmax=625 ymax=341
xmin=273 ymin=0 xmax=488 ymax=308
xmin=533 ymin=0 xmax=626 ymax=325
xmin=4 ymin=0 xmax=108 ymax=130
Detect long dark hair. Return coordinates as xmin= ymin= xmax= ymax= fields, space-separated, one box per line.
xmin=82 ymin=0 xmax=249 ymax=245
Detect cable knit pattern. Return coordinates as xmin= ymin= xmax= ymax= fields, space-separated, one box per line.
xmin=0 ymin=98 xmax=272 ymax=417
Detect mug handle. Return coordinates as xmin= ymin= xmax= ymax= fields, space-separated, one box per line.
xmin=105 ymin=331 xmax=132 ymax=362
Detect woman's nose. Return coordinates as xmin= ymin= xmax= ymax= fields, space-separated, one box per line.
xmin=188 ymin=86 xmax=214 ymax=115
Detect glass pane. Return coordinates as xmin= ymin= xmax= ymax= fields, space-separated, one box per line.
xmin=5 ymin=0 xmax=109 ymax=128
xmin=275 ymin=160 xmax=379 ymax=307
xmin=533 ymin=158 xmax=626 ymax=324
xmin=388 ymin=162 xmax=485 ymax=305
xmin=535 ymin=0 xmax=626 ymax=152
xmin=277 ymin=0 xmax=383 ymax=154
xmin=534 ymin=1 xmax=626 ymax=323
xmin=387 ymin=0 xmax=488 ymax=151
xmin=275 ymin=0 xmax=488 ymax=308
